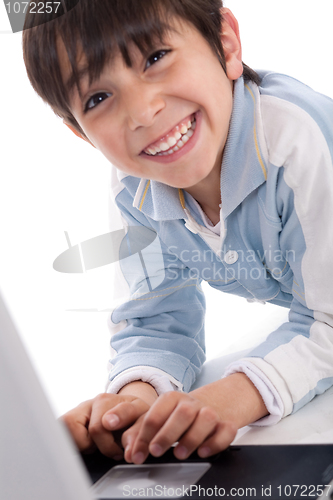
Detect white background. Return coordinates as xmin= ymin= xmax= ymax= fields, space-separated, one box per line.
xmin=0 ymin=0 xmax=332 ymax=417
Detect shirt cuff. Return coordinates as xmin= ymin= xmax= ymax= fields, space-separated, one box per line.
xmin=106 ymin=366 xmax=184 ymax=395
xmin=224 ymin=359 xmax=285 ymax=426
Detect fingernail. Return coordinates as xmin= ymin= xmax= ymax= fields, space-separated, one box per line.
xmin=176 ymin=446 xmax=188 ymax=459
xmin=106 ymin=414 xmax=120 ymax=428
xmin=132 ymin=452 xmax=145 ymax=464
xmin=150 ymin=443 xmax=163 ymax=457
xmin=124 ymin=445 xmax=131 ymax=459
xmin=124 ymin=436 xmax=133 ymax=450
xmin=198 ymin=446 xmax=211 ymax=458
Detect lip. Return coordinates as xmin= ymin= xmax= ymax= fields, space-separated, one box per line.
xmin=140 ymin=111 xmax=201 ymax=164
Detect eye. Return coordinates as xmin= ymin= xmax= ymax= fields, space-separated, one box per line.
xmin=84 ymin=92 xmax=112 ymax=112
xmin=145 ymin=49 xmax=171 ymax=70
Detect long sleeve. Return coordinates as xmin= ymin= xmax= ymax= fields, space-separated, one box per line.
xmin=228 ymin=74 xmax=333 ymax=418
xmin=106 ymin=183 xmax=207 ymax=395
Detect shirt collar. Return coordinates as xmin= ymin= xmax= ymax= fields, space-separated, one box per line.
xmin=132 ymin=76 xmax=268 ymax=222
xmin=220 ymin=77 xmax=268 ymax=220
xmin=132 ymin=179 xmax=186 ymax=220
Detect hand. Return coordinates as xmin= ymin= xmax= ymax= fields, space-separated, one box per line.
xmin=61 ymin=392 xmax=150 ymax=459
xmin=121 ymin=392 xmax=237 ymax=464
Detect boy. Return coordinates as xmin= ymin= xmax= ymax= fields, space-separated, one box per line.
xmin=22 ymin=0 xmax=333 ymax=464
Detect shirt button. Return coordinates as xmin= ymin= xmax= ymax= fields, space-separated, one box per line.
xmin=224 ymin=250 xmax=239 ymax=264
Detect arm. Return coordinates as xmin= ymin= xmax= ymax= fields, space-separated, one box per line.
xmin=106 ymin=191 xmax=207 ymax=396
xmin=62 ymin=176 xmax=207 ymax=457
xmin=191 ymin=373 xmax=268 ymax=428
xmin=226 ymin=84 xmax=333 ymax=422
xmin=117 ymin=380 xmax=158 ymax=404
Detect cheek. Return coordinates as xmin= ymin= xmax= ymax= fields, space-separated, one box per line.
xmin=95 ymin=134 xmax=142 ymax=176
xmin=87 ymin=124 xmax=126 ymax=164
xmin=100 ymin=142 xmax=129 ymax=169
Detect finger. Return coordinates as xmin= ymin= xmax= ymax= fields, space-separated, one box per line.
xmin=121 ymin=414 xmax=146 ymax=463
xmin=130 ymin=395 xmax=182 ymax=463
xmin=65 ymin=420 xmax=96 ymax=453
xmin=197 ymin=421 xmax=237 ymax=458
xmin=123 ymin=394 xmax=178 ymax=463
xmin=173 ymin=406 xmax=219 ymax=460
xmin=102 ymin=398 xmax=149 ymax=431
xmin=148 ymin=401 xmax=202 ymax=459
xmin=61 ymin=400 xmax=96 ymax=453
xmin=130 ymin=395 xmax=199 ymax=463
xmin=88 ymin=394 xmax=124 ymax=458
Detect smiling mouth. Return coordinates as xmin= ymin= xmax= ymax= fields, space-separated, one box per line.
xmin=143 ymin=114 xmax=197 ymax=156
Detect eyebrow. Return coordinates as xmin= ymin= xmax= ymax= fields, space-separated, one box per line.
xmin=64 ymin=28 xmax=175 ymax=102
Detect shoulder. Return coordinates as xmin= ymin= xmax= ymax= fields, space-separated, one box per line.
xmin=256 ymin=71 xmax=333 ymax=168
xmin=254 ymin=73 xmax=333 ymax=231
xmin=258 ymin=71 xmax=333 ymax=124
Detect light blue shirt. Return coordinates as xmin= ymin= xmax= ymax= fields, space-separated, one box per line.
xmin=107 ymin=72 xmax=333 ymax=420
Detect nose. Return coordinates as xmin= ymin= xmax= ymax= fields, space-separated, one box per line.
xmin=124 ymin=83 xmax=165 ymax=130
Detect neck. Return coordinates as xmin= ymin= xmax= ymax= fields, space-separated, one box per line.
xmin=184 ymin=165 xmax=221 ymax=226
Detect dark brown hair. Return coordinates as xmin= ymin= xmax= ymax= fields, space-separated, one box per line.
xmin=23 ymin=0 xmax=260 ymax=135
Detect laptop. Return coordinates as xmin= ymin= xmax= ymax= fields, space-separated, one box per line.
xmin=1 ymin=288 xmax=333 ymax=500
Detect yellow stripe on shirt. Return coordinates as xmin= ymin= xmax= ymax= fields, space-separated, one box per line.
xmin=139 ymin=180 xmax=151 ymax=211
xmin=245 ymin=84 xmax=267 ymax=180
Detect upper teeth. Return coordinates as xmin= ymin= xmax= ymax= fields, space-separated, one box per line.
xmin=144 ymin=118 xmax=196 ymax=156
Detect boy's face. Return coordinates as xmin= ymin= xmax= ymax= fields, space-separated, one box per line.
xmin=65 ymin=12 xmax=243 ymax=191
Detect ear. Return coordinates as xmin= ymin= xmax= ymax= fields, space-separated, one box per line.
xmin=220 ymin=8 xmax=244 ymax=81
xmin=63 ymin=120 xmax=96 ymax=148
